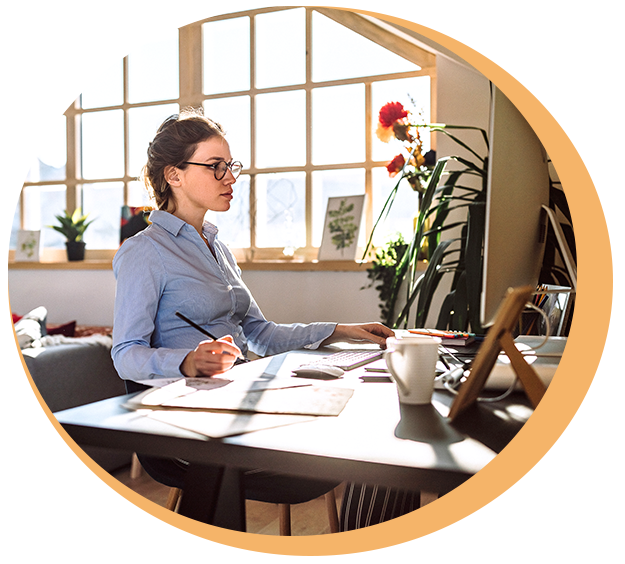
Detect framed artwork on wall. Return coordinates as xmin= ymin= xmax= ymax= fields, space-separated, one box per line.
xmin=15 ymin=230 xmax=41 ymax=262
xmin=318 ymin=195 xmax=365 ymax=261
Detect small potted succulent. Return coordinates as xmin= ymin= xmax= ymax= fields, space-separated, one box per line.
xmin=50 ymin=208 xmax=94 ymax=261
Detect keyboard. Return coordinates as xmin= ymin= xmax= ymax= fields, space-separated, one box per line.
xmin=308 ymin=350 xmax=384 ymax=371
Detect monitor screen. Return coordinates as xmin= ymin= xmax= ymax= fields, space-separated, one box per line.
xmin=480 ymin=87 xmax=551 ymax=327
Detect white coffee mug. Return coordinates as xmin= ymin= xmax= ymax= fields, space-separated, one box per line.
xmin=384 ymin=336 xmax=440 ymax=404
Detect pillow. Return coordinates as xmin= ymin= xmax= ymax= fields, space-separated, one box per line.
xmin=47 ymin=320 xmax=76 ymax=337
xmin=14 ymin=306 xmax=48 ymax=349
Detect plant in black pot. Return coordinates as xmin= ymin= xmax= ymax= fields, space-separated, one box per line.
xmin=50 ymin=209 xmax=94 ymax=261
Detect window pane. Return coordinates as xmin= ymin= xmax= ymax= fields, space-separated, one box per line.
xmin=128 ymin=180 xmax=153 ymax=208
xmin=203 ymin=96 xmax=251 ymax=169
xmin=81 ymin=57 xmax=123 ymax=108
xmin=255 ymin=90 xmax=306 ymax=168
xmin=255 ymin=8 xmax=305 ymax=89
xmin=128 ymin=31 xmax=179 ymax=103
xmin=255 ymin=172 xmax=305 ymax=248
xmin=312 ymin=11 xmax=420 ymax=82
xmin=312 ymin=84 xmax=365 ymax=165
xmin=372 ymin=76 xmax=431 ymax=162
xmin=82 ymin=182 xmax=124 ymax=248
xmin=312 ymin=169 xmax=365 ymax=247
xmin=26 ymin=113 xmax=66 ymax=183
xmin=128 ymin=103 xmax=179 ymax=179
xmin=81 ymin=109 xmax=124 ymax=179
xmin=203 ymin=17 xmax=250 ymax=95
xmin=9 ymin=197 xmax=21 ymax=250
xmin=23 ymin=185 xmax=67 ymax=249
xmin=372 ymin=167 xmax=419 ymax=247
xmin=205 ymin=174 xmax=250 ymax=248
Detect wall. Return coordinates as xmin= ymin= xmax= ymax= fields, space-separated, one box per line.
xmin=419 ymin=55 xmax=491 ymax=326
xmin=8 ymin=267 xmax=383 ymax=327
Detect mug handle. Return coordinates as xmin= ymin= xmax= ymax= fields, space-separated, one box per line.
xmin=384 ymin=349 xmax=410 ymax=396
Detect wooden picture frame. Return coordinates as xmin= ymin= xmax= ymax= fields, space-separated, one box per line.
xmin=448 ymin=286 xmax=548 ymax=421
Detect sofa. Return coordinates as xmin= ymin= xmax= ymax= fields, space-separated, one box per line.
xmin=15 ymin=306 xmax=132 ymax=472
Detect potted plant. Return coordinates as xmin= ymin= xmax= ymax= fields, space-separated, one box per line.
xmin=50 ymin=208 xmax=94 ymax=261
xmin=364 ymin=100 xmax=489 ymax=332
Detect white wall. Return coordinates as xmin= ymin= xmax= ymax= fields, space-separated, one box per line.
xmin=8 ymin=268 xmax=383 ymax=327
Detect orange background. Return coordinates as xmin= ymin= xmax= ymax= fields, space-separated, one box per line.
xmin=0 ymin=0 xmax=624 ymax=564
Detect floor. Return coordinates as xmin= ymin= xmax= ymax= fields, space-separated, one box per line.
xmin=111 ymin=461 xmax=438 ymax=536
xmin=111 ymin=462 xmax=344 ymax=535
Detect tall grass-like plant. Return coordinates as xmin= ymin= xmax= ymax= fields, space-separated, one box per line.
xmin=365 ymin=101 xmax=489 ymax=332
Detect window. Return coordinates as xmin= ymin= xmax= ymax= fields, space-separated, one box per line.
xmin=12 ymin=7 xmax=434 ymax=263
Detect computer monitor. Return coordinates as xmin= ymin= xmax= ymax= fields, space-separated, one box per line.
xmin=480 ymin=86 xmax=551 ymax=328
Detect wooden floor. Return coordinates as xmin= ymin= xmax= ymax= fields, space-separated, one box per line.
xmin=111 ymin=463 xmax=344 ymax=535
xmin=111 ymin=462 xmax=438 ymax=536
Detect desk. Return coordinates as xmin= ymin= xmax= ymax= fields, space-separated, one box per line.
xmin=55 ymin=350 xmax=532 ymax=530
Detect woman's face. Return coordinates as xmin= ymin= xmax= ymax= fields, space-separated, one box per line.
xmin=171 ymin=136 xmax=237 ymax=214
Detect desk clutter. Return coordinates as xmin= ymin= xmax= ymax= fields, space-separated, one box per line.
xmin=125 ymin=355 xmax=356 ymax=438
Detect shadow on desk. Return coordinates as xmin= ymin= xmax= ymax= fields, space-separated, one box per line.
xmin=395 ymin=404 xmax=464 ymax=444
xmin=448 ymin=395 xmax=533 ymax=453
xmin=395 ymin=393 xmax=533 ymax=455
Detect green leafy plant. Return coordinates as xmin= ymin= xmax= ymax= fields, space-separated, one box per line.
xmin=365 ymin=100 xmax=489 ymax=332
xmin=362 ymin=234 xmax=407 ymax=325
xmin=49 ymin=208 xmax=94 ymax=242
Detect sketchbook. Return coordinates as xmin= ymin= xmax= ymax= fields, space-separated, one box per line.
xmin=124 ymin=377 xmax=354 ymax=417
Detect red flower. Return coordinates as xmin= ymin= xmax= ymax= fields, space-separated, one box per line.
xmin=378 ymin=102 xmax=408 ymax=128
xmin=386 ymin=154 xmax=405 ymax=177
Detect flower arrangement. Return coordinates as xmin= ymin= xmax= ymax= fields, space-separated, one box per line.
xmin=376 ymin=100 xmax=436 ymax=193
xmin=365 ymin=98 xmax=490 ymax=331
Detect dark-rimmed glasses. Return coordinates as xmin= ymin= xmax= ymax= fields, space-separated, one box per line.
xmin=183 ymin=160 xmax=243 ymax=180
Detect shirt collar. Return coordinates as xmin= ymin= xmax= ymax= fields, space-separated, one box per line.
xmin=149 ymin=209 xmax=219 ymax=240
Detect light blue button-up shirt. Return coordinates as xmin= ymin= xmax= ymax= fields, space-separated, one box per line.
xmin=112 ymin=210 xmax=336 ymax=381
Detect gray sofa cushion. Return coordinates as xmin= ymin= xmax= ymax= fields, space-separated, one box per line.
xmin=22 ymin=336 xmax=132 ymax=472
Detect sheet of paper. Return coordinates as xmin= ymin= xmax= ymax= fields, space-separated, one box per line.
xmin=124 ymin=378 xmax=353 ymax=417
xmin=142 ymin=409 xmax=316 ymax=439
xmin=163 ymin=385 xmax=353 ymax=416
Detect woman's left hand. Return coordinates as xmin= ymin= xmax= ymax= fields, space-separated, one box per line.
xmin=322 ymin=323 xmax=395 ymax=348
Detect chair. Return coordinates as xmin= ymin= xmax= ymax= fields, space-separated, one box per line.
xmin=124 ymin=380 xmax=340 ymax=534
xmin=162 ymin=480 xmax=339 ymax=535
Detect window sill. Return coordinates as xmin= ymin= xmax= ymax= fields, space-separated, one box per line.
xmin=8 ymin=259 xmax=382 ymax=272
xmin=9 ymin=260 xmax=113 ymax=270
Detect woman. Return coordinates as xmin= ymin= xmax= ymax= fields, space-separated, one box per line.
xmin=111 ymin=108 xmax=418 ymax=530
xmin=112 ymin=110 xmax=393 ymax=381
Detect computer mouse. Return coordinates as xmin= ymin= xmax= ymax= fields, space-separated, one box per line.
xmin=292 ymin=364 xmax=345 ymax=380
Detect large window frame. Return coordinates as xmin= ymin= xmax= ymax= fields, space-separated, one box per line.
xmin=11 ymin=7 xmax=436 ymax=266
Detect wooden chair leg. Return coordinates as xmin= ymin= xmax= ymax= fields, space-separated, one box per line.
xmin=166 ymin=488 xmax=182 ymax=512
xmin=129 ymin=453 xmax=142 ymax=480
xmin=278 ymin=504 xmax=291 ymax=536
xmin=325 ymin=489 xmax=339 ymax=533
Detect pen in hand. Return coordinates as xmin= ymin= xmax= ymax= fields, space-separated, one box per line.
xmin=175 ymin=311 xmax=249 ymax=363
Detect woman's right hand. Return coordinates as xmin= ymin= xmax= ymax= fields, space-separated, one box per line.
xmin=180 ymin=335 xmax=242 ymax=377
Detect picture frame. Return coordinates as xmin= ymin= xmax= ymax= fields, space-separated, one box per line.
xmin=318 ymin=195 xmax=366 ymax=261
xmin=448 ymin=285 xmax=547 ymax=422
xmin=15 ymin=230 xmax=41 ymax=262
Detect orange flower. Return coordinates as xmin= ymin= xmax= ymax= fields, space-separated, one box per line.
xmin=386 ymin=154 xmax=405 ymax=177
